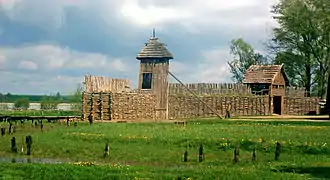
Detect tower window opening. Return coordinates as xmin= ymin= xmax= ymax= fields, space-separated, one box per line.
xmin=142 ymin=73 xmax=152 ymax=89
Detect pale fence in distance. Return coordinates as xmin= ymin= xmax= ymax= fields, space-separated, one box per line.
xmin=169 ymin=83 xmax=252 ymax=95
xmin=84 ymin=75 xmax=130 ymax=93
xmin=169 ymin=83 xmax=307 ymax=97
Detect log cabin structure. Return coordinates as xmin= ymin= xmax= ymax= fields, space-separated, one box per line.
xmin=81 ymin=31 xmax=319 ymax=122
xmin=243 ymin=64 xmax=290 ymax=115
xmin=136 ymin=29 xmax=173 ymax=119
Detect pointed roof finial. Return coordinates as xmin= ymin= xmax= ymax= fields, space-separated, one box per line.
xmin=152 ymin=28 xmax=156 ymax=38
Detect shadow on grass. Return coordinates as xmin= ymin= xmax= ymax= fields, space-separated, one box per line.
xmin=273 ymin=166 xmax=330 ymax=179
xmin=190 ymin=118 xmax=330 ymax=127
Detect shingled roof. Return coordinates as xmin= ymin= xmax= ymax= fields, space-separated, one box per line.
xmin=243 ymin=64 xmax=289 ymax=85
xmin=136 ymin=37 xmax=174 ymax=60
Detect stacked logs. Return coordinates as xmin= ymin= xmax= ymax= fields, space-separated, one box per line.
xmin=82 ymin=92 xmax=112 ymax=121
xmin=111 ymin=93 xmax=156 ymax=120
xmin=284 ymin=97 xmax=319 ymax=115
xmin=168 ymin=95 xmax=269 ymax=119
xmin=82 ymin=92 xmax=156 ymax=121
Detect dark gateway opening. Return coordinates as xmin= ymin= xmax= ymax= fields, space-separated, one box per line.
xmin=273 ymin=96 xmax=282 ymax=115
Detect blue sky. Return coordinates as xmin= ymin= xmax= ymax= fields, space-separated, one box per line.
xmin=0 ymin=0 xmax=278 ymax=95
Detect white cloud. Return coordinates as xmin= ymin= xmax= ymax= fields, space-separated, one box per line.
xmin=0 ymin=0 xmax=281 ymax=94
xmin=196 ymin=49 xmax=232 ymax=82
xmin=1 ymin=0 xmax=279 ymax=31
xmin=0 ymin=0 xmax=91 ymax=30
xmin=0 ymin=70 xmax=83 ymax=94
xmin=168 ymin=48 xmax=233 ymax=83
xmin=110 ymin=59 xmax=128 ymax=72
xmin=18 ymin=60 xmax=38 ymax=70
xmin=0 ymin=44 xmax=129 ymax=71
xmin=0 ymin=44 xmax=130 ymax=94
xmin=120 ymin=0 xmax=192 ymax=26
xmin=0 ymin=54 xmax=5 ymax=66
xmin=119 ymin=0 xmax=279 ymax=30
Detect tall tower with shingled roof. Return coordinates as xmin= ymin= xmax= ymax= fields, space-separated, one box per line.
xmin=136 ymin=29 xmax=173 ymax=119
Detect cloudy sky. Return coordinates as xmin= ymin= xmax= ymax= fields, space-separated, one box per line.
xmin=0 ymin=0 xmax=278 ymax=95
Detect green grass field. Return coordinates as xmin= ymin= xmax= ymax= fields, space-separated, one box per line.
xmin=1 ymin=119 xmax=330 ymax=179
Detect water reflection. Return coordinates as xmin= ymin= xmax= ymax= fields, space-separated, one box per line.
xmin=0 ymin=157 xmax=67 ymax=164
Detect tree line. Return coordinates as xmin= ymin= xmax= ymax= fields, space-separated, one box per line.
xmin=0 ymin=93 xmax=70 ymax=103
xmin=0 ymin=84 xmax=83 ymax=110
xmin=227 ymin=0 xmax=329 ymax=99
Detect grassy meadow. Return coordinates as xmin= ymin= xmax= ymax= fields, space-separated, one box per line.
xmin=0 ymin=119 xmax=330 ymax=179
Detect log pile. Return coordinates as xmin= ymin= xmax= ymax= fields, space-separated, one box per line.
xmin=168 ymin=95 xmax=269 ymax=119
xmin=82 ymin=92 xmax=156 ymax=121
xmin=82 ymin=92 xmax=112 ymax=121
xmin=110 ymin=93 xmax=156 ymax=120
xmin=82 ymin=87 xmax=320 ymax=121
xmin=284 ymin=97 xmax=319 ymax=115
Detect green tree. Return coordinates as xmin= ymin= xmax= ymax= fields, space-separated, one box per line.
xmin=14 ymin=98 xmax=30 ymax=110
xmin=69 ymin=83 xmax=83 ymax=112
xmin=227 ymin=38 xmax=268 ymax=83
xmin=5 ymin=93 xmax=12 ymax=102
xmin=56 ymin=92 xmax=62 ymax=101
xmin=269 ymin=0 xmax=330 ymax=97
xmin=40 ymin=95 xmax=59 ymax=110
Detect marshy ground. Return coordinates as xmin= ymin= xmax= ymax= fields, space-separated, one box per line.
xmin=1 ymin=119 xmax=330 ymax=179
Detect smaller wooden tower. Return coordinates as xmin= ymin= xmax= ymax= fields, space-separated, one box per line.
xmin=136 ymin=29 xmax=174 ymax=119
xmin=243 ymin=64 xmax=290 ymax=115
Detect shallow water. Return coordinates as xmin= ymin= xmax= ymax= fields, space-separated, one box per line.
xmin=0 ymin=156 xmax=67 ymax=164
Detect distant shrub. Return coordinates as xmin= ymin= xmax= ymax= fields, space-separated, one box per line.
xmin=14 ymin=98 xmax=30 ymax=110
xmin=40 ymin=96 xmax=59 ymax=110
xmin=0 ymin=103 xmax=9 ymax=110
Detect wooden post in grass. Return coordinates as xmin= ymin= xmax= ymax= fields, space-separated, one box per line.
xmin=25 ymin=135 xmax=32 ymax=155
xmin=66 ymin=117 xmax=70 ymax=127
xmin=88 ymin=113 xmax=93 ymax=125
xmin=199 ymin=144 xmax=204 ymax=162
xmin=21 ymin=136 xmax=24 ymax=153
xmin=183 ymin=150 xmax=188 ymax=162
xmin=275 ymin=142 xmax=281 ymax=161
xmin=234 ymin=146 xmax=239 ymax=163
xmin=1 ymin=127 xmax=5 ymax=136
xmin=104 ymin=140 xmax=109 ymax=158
xmin=40 ymin=120 xmax=43 ymax=131
xmin=9 ymin=122 xmax=13 ymax=134
xmin=252 ymin=148 xmax=256 ymax=161
xmin=11 ymin=137 xmax=18 ymax=153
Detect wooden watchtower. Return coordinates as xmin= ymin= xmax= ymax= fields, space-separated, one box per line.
xmin=136 ymin=29 xmax=174 ymax=119
xmin=243 ymin=64 xmax=290 ymax=115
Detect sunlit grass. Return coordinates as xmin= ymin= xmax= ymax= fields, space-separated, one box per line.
xmin=0 ymin=119 xmax=330 ymax=179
